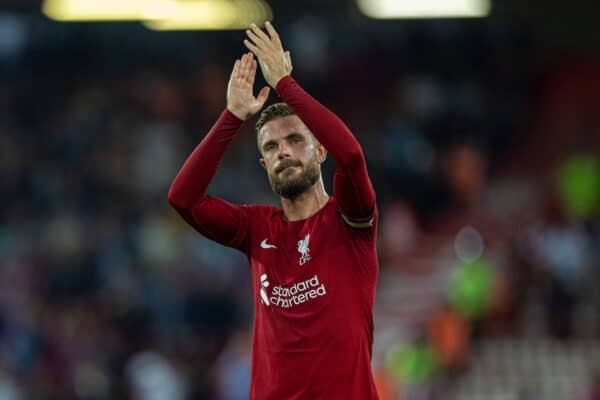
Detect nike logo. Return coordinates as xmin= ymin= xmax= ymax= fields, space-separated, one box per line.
xmin=260 ymin=239 xmax=277 ymax=249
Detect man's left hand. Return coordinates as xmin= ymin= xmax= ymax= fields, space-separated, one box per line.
xmin=244 ymin=21 xmax=293 ymax=89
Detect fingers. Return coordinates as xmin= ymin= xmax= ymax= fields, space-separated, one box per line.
xmin=256 ymin=86 xmax=270 ymax=106
xmin=245 ymin=22 xmax=283 ymax=57
xmin=243 ymin=22 xmax=290 ymax=88
xmin=230 ymin=58 xmax=241 ymax=80
xmin=249 ymin=23 xmax=272 ymax=47
xmin=247 ymin=57 xmax=257 ymax=86
xmin=237 ymin=54 xmax=245 ymax=80
xmin=240 ymin=52 xmax=251 ymax=80
xmin=244 ymin=38 xmax=263 ymax=58
xmin=235 ymin=52 xmax=253 ymax=83
xmin=264 ymin=21 xmax=282 ymax=48
xmin=232 ymin=53 xmax=261 ymax=90
xmin=246 ymin=28 xmax=267 ymax=50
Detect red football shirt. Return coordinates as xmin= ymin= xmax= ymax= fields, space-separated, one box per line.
xmin=168 ymin=76 xmax=379 ymax=399
xmin=228 ymin=198 xmax=379 ymax=399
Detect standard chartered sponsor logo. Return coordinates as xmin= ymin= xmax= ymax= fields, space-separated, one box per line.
xmin=261 ymin=274 xmax=327 ymax=308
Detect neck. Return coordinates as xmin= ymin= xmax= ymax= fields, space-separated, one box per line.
xmin=280 ymin=178 xmax=329 ymax=221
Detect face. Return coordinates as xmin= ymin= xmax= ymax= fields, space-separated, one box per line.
xmin=259 ymin=115 xmax=326 ymax=199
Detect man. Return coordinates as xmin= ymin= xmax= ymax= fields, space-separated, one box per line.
xmin=168 ymin=22 xmax=379 ymax=399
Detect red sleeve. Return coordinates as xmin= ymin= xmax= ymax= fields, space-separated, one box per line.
xmin=275 ymin=76 xmax=376 ymax=222
xmin=167 ymin=109 xmax=249 ymax=250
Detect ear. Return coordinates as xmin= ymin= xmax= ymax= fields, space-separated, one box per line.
xmin=259 ymin=158 xmax=267 ymax=170
xmin=317 ymin=144 xmax=327 ymax=164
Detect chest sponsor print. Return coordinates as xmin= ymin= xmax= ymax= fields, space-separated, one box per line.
xmin=259 ymin=273 xmax=327 ymax=308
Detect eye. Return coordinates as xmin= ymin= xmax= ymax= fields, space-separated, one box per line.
xmin=290 ymin=136 xmax=302 ymax=144
xmin=264 ymin=143 xmax=277 ymax=152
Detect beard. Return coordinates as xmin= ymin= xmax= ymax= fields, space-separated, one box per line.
xmin=268 ymin=157 xmax=321 ymax=200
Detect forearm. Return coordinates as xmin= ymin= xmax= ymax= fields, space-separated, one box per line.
xmin=275 ymin=76 xmax=364 ymax=169
xmin=168 ymin=109 xmax=244 ymax=209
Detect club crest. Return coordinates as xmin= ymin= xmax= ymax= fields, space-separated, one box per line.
xmin=297 ymin=233 xmax=311 ymax=266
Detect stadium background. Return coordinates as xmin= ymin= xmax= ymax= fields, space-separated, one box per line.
xmin=1 ymin=0 xmax=600 ymax=398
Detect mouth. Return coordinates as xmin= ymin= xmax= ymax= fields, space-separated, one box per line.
xmin=275 ymin=163 xmax=301 ymax=174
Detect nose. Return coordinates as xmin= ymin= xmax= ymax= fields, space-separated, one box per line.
xmin=276 ymin=142 xmax=291 ymax=160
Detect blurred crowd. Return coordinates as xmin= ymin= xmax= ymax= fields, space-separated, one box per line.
xmin=0 ymin=13 xmax=599 ymax=400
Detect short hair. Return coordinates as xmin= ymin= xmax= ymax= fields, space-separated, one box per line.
xmin=255 ymin=102 xmax=295 ymax=151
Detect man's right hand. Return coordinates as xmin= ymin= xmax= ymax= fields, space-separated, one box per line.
xmin=227 ymin=52 xmax=270 ymax=121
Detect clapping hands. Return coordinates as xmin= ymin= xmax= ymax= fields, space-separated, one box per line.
xmin=226 ymin=22 xmax=292 ymax=120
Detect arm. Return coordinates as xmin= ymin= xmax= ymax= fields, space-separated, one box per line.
xmin=167 ymin=109 xmax=246 ymax=247
xmin=167 ymin=53 xmax=270 ymax=247
xmin=276 ymin=76 xmax=376 ymax=223
xmin=244 ymin=22 xmax=375 ymax=223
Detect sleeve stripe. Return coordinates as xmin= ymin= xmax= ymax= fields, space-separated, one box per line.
xmin=340 ymin=212 xmax=374 ymax=229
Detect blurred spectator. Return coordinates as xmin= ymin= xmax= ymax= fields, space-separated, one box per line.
xmin=380 ymin=200 xmax=420 ymax=267
xmin=215 ymin=330 xmax=252 ymax=400
xmin=386 ymin=337 xmax=440 ymax=400
xmin=428 ymin=304 xmax=470 ymax=373
xmin=444 ymin=144 xmax=487 ymax=209
xmin=125 ymin=351 xmax=187 ymax=400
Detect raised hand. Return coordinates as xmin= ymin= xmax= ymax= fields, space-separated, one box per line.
xmin=244 ymin=21 xmax=293 ymax=89
xmin=226 ymin=52 xmax=271 ymax=121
